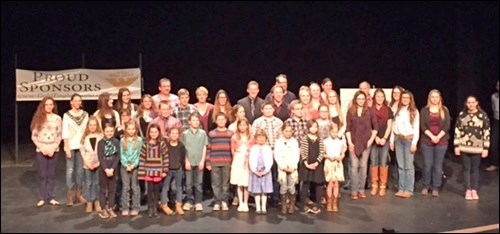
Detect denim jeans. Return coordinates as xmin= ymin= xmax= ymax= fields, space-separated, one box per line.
xmin=211 ymin=165 xmax=230 ymax=203
xmin=66 ymin=150 xmax=84 ymax=189
xmin=37 ymin=152 xmax=58 ymax=201
xmin=120 ymin=167 xmax=140 ymax=211
xmin=185 ymin=168 xmax=204 ymax=204
xmin=350 ymin=147 xmax=370 ymax=193
xmin=370 ymin=143 xmax=390 ymax=167
xmin=395 ymin=139 xmax=415 ymax=193
xmin=84 ymin=168 xmax=99 ymax=202
xmin=161 ymin=169 xmax=184 ymax=204
xmin=462 ymin=153 xmax=481 ymax=190
xmin=421 ymin=144 xmax=447 ymax=190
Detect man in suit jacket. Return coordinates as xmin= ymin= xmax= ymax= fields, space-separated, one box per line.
xmin=237 ymin=81 xmax=264 ymax=124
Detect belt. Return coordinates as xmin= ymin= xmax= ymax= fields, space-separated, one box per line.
xmin=395 ymin=134 xmax=413 ymax=140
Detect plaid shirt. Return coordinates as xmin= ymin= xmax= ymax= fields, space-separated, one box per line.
xmin=173 ymin=104 xmax=198 ymax=130
xmin=252 ymin=116 xmax=283 ymax=149
xmin=285 ymin=117 xmax=308 ymax=144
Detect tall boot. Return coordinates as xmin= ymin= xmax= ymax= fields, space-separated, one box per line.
xmin=76 ymin=185 xmax=87 ymax=204
xmin=326 ymin=195 xmax=333 ymax=212
xmin=280 ymin=194 xmax=288 ymax=214
xmin=66 ymin=188 xmax=75 ymax=206
xmin=370 ymin=166 xmax=379 ymax=196
xmin=379 ymin=166 xmax=389 ymax=197
xmin=287 ymin=193 xmax=296 ymax=214
xmin=332 ymin=195 xmax=339 ymax=212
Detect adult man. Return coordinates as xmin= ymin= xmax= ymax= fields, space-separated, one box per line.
xmin=265 ymin=74 xmax=297 ymax=104
xmin=237 ymin=81 xmax=264 ymax=124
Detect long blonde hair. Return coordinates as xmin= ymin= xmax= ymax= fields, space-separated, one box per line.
xmin=325 ymin=90 xmax=344 ymax=128
xmin=426 ymin=89 xmax=445 ymax=119
xmin=81 ymin=115 xmax=103 ymax=144
xmin=122 ymin=122 xmax=140 ymax=151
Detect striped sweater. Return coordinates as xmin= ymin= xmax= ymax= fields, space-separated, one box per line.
xmin=454 ymin=110 xmax=491 ymax=154
xmin=206 ymin=128 xmax=233 ymax=167
xmin=138 ymin=139 xmax=169 ymax=179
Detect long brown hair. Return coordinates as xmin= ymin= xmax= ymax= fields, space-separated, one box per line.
xmin=146 ymin=123 xmax=164 ymax=144
xmin=348 ymin=91 xmax=369 ymax=116
xmin=136 ymin=94 xmax=158 ymax=119
xmin=389 ymin=85 xmax=405 ymax=107
xmin=211 ymin=89 xmax=233 ymax=123
xmin=81 ymin=115 xmax=103 ymax=144
xmin=30 ymin=96 xmax=58 ymax=131
xmin=396 ymin=90 xmax=418 ymax=124
xmin=234 ymin=117 xmax=251 ymax=140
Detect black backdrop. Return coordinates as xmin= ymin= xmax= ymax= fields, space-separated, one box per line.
xmin=1 ymin=2 xmax=498 ymax=144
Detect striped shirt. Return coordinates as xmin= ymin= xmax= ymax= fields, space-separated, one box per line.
xmin=138 ymin=140 xmax=169 ymax=179
xmin=206 ymin=129 xmax=233 ymax=167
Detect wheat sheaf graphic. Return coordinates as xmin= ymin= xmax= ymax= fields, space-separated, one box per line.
xmin=105 ymin=76 xmax=139 ymax=88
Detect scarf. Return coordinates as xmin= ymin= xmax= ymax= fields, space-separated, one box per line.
xmin=104 ymin=138 xmax=117 ymax=157
xmin=373 ymin=105 xmax=389 ymax=127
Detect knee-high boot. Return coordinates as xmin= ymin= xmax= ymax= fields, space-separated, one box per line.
xmin=370 ymin=166 xmax=379 ymax=196
xmin=379 ymin=166 xmax=389 ymax=196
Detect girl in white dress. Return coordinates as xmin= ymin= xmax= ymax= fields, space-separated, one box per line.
xmin=230 ymin=117 xmax=253 ymax=212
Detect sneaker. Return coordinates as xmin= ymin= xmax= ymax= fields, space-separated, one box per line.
xmin=108 ymin=209 xmax=117 ymax=218
xmin=194 ymin=203 xmax=203 ymax=211
xmin=358 ymin=192 xmax=366 ymax=199
xmin=99 ymin=210 xmax=110 ymax=219
xmin=49 ymin=199 xmax=60 ymax=206
xmin=213 ymin=203 xmax=221 ymax=211
xmin=471 ymin=190 xmax=479 ymax=200
xmin=36 ymin=200 xmax=45 ymax=207
xmin=237 ymin=205 xmax=243 ymax=212
xmin=432 ymin=190 xmax=439 ymax=197
xmin=421 ymin=188 xmax=429 ymax=196
xmin=183 ymin=202 xmax=193 ymax=211
xmin=485 ymin=165 xmax=498 ymax=172
xmin=232 ymin=197 xmax=239 ymax=206
xmin=465 ymin=190 xmax=473 ymax=200
xmin=221 ymin=202 xmax=229 ymax=211
xmin=121 ymin=210 xmax=129 ymax=216
xmin=242 ymin=203 xmax=249 ymax=212
xmin=395 ymin=191 xmax=405 ymax=197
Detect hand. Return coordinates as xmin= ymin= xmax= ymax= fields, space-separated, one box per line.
xmin=185 ymin=163 xmax=192 ymax=171
xmin=410 ymin=145 xmax=417 ymax=154
xmin=162 ymin=172 xmax=167 ymax=178
xmin=379 ymin=138 xmax=387 ymax=146
xmin=65 ymin=150 xmax=71 ymax=159
xmin=367 ymin=140 xmax=373 ymax=148
xmin=481 ymin=150 xmax=488 ymax=158
xmin=390 ymin=143 xmax=395 ymax=152
xmin=198 ymin=164 xmax=204 ymax=171
xmin=454 ymin=147 xmax=460 ymax=156
xmin=431 ymin=135 xmax=441 ymax=144
xmin=348 ymin=144 xmax=355 ymax=153
xmin=206 ymin=165 xmax=212 ymax=171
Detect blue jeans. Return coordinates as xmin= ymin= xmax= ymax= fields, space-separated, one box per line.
xmin=395 ymin=139 xmax=415 ymax=193
xmin=421 ymin=144 xmax=447 ymax=190
xmin=185 ymin=168 xmax=204 ymax=204
xmin=120 ymin=167 xmax=140 ymax=211
xmin=66 ymin=150 xmax=84 ymax=189
xmin=370 ymin=143 xmax=390 ymax=167
xmin=84 ymin=168 xmax=99 ymax=202
xmin=161 ymin=169 xmax=184 ymax=204
xmin=462 ymin=153 xmax=481 ymax=190
xmin=350 ymin=147 xmax=370 ymax=193
xmin=210 ymin=165 xmax=230 ymax=203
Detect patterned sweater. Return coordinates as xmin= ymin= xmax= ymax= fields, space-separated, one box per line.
xmin=31 ymin=115 xmax=62 ymax=153
xmin=138 ymin=140 xmax=169 ymax=179
xmin=454 ymin=110 xmax=491 ymax=154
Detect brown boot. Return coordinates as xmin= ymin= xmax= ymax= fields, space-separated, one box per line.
xmin=379 ymin=166 xmax=389 ymax=196
xmin=161 ymin=204 xmax=174 ymax=215
xmin=76 ymin=185 xmax=87 ymax=204
xmin=370 ymin=166 xmax=379 ymax=196
xmin=175 ymin=202 xmax=185 ymax=215
xmin=287 ymin=193 xmax=296 ymax=214
xmin=66 ymin=188 xmax=75 ymax=207
xmin=326 ymin=196 xmax=333 ymax=212
xmin=332 ymin=195 xmax=339 ymax=212
xmin=94 ymin=201 xmax=102 ymax=212
xmin=85 ymin=202 xmax=93 ymax=213
xmin=280 ymin=194 xmax=288 ymax=214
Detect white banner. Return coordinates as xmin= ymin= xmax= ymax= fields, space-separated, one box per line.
xmin=16 ymin=68 xmax=142 ymax=101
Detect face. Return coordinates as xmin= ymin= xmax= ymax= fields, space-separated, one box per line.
xmin=429 ymin=92 xmax=441 ymax=106
xmin=189 ymin=116 xmax=201 ymax=129
xmin=179 ymin=94 xmax=190 ymax=106
xmin=218 ymin=93 xmax=228 ymax=106
xmin=318 ymin=106 xmax=329 ymax=120
xmin=309 ymin=123 xmax=318 ymax=134
xmin=272 ymin=86 xmax=284 ymax=102
xmin=122 ymin=91 xmax=131 ymax=103
xmin=322 ymin=81 xmax=332 ymax=92
xmin=299 ymin=90 xmax=311 ymax=104
xmin=196 ymin=92 xmax=208 ymax=103
xmin=236 ymin=107 xmax=246 ymax=120
xmin=375 ymin=92 xmax=385 ymax=106
xmin=159 ymin=80 xmax=171 ymax=95
xmin=216 ymin=115 xmax=227 ymax=128
xmin=70 ymin=96 xmax=82 ymax=109
xmin=282 ymin=126 xmax=293 ymax=139
xmin=277 ymin=77 xmax=288 ymax=91
xmin=262 ymin=104 xmax=274 ymax=117
xmin=356 ymin=94 xmax=366 ymax=107
xmin=329 ymin=127 xmax=339 ymax=139
xmin=44 ymin=99 xmax=55 ymax=113
xmin=121 ymin=114 xmax=131 ymax=124
xmin=466 ymin=97 xmax=478 ymax=112
xmin=169 ymin=129 xmax=179 ymax=141
xmin=143 ymin=97 xmax=153 ymax=109
xmin=359 ymin=82 xmax=370 ymax=95
xmin=104 ymin=126 xmax=115 ymax=139
xmin=88 ymin=120 xmax=98 ymax=133
xmin=237 ymin=121 xmax=249 ymax=133
xmin=327 ymin=92 xmax=337 ymax=105
xmin=247 ymin=84 xmax=259 ymax=99
xmin=392 ymin=89 xmax=401 ymax=101
xmin=159 ymin=104 xmax=171 ymax=118
xmin=293 ymin=104 xmax=303 ymax=118
xmin=149 ymin=127 xmax=160 ymax=140
xmin=256 ymin=135 xmax=267 ymax=145
xmin=310 ymin=84 xmax=321 ymax=98
xmin=107 ymin=98 xmax=114 ymax=108
xmin=125 ymin=123 xmax=136 ymax=137
xmin=401 ymin=93 xmax=411 ymax=106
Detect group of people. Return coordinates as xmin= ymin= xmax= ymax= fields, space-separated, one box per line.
xmin=30 ymin=74 xmax=498 ymax=219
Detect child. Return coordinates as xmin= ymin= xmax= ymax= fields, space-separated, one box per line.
xmin=206 ymin=112 xmax=234 ymax=211
xmin=161 ymin=127 xmax=187 ymax=215
xmin=138 ymin=124 xmax=169 ymax=218
xmin=274 ymin=123 xmax=300 ymax=214
xmin=181 ymin=113 xmax=208 ymax=212
xmin=97 ymin=123 xmax=120 ymax=219
xmin=230 ymin=117 xmax=253 ymax=212
xmin=323 ymin=123 xmax=346 ymax=212
xmin=120 ymin=122 xmax=143 ymax=216
xmin=248 ymin=129 xmax=274 ymax=214
xmin=299 ymin=120 xmax=326 ymax=214
xmin=80 ymin=116 xmax=103 ymax=213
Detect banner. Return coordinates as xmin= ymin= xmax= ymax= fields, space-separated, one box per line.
xmin=16 ymin=68 xmax=142 ymax=101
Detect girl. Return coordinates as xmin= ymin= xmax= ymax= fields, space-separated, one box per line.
xmin=62 ymin=93 xmax=89 ymax=206
xmin=136 ymin=94 xmax=158 ymax=138
xmin=120 ymin=122 xmax=143 ymax=216
xmin=325 ymin=90 xmax=345 ymax=137
xmin=94 ymin=92 xmax=121 ymax=131
xmin=299 ymin=120 xmax=326 ymax=214
xmin=317 ymin=104 xmax=333 ymax=140
xmin=138 ymin=124 xmax=169 ymax=218
xmin=320 ymin=77 xmax=334 ymax=102
xmin=248 ymin=129 xmax=274 ymax=214
xmin=97 ymin=123 xmax=120 ymax=219
xmin=31 ymin=96 xmax=62 ymax=207
xmin=228 ymin=104 xmax=246 ymax=133
xmin=80 ymin=116 xmax=103 ymax=213
xmin=230 ymin=117 xmax=253 ymax=212
xmin=207 ymin=89 xmax=233 ymax=131
xmin=454 ymin=96 xmax=490 ymax=200
xmin=274 ymin=123 xmax=300 ymax=214
xmin=114 ymin=87 xmax=139 ymax=119
xmin=323 ymin=123 xmax=346 ymax=212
